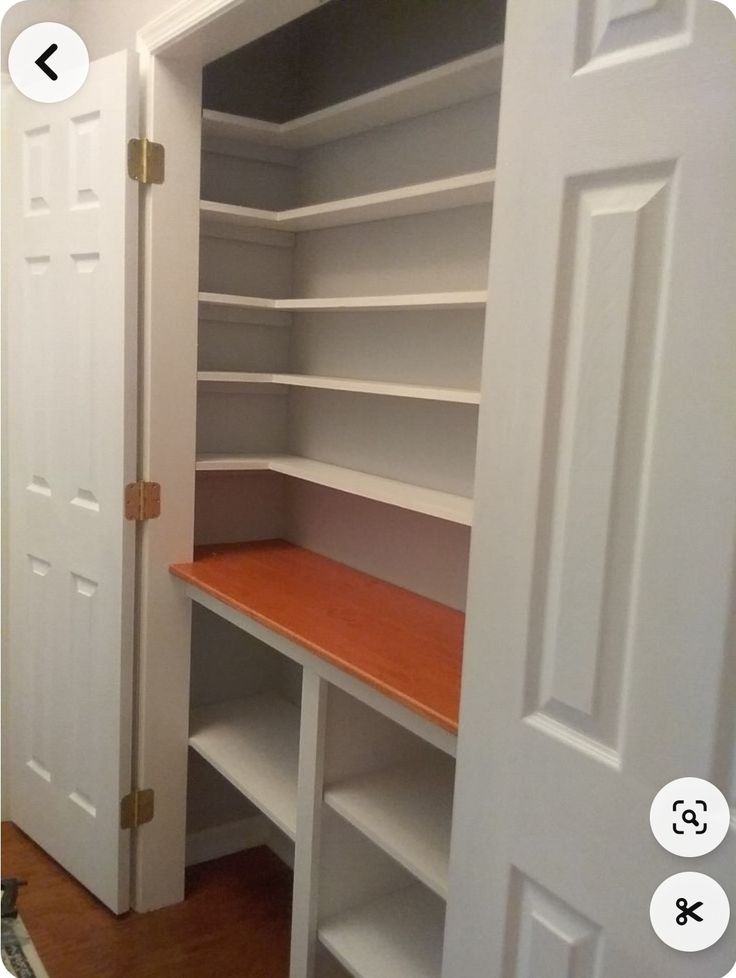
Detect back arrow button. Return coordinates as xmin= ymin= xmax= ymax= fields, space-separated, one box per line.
xmin=35 ymin=44 xmax=58 ymax=81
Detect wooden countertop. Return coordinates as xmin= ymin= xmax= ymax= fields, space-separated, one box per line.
xmin=170 ymin=540 xmax=463 ymax=732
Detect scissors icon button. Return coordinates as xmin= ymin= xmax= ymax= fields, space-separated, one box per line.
xmin=676 ymin=897 xmax=704 ymax=925
xmin=651 ymin=873 xmax=730 ymax=952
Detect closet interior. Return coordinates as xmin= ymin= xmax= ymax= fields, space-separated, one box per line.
xmin=170 ymin=3 xmax=506 ymax=975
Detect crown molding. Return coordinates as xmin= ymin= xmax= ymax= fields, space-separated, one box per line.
xmin=138 ymin=0 xmax=244 ymax=55
xmin=137 ymin=0 xmax=320 ymax=61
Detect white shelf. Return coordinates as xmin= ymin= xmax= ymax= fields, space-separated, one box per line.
xmin=197 ymin=372 xmax=481 ymax=405
xmin=324 ymin=756 xmax=455 ymax=898
xmin=198 ymin=291 xmax=487 ymax=313
xmin=202 ymin=46 xmax=504 ymax=150
xmin=319 ymin=885 xmax=445 ymax=978
xmin=200 ymin=170 xmax=495 ymax=234
xmin=188 ymin=692 xmax=300 ymax=840
xmin=196 ymin=454 xmax=276 ymax=472
xmin=195 ymin=454 xmax=473 ymax=526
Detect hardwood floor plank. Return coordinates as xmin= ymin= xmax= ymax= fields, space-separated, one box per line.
xmin=1 ymin=822 xmax=291 ymax=978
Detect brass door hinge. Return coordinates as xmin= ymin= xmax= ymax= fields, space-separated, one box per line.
xmin=121 ymin=788 xmax=155 ymax=830
xmin=125 ymin=481 xmax=161 ymax=521
xmin=128 ymin=138 xmax=165 ymax=185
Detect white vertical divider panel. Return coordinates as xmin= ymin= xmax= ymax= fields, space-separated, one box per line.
xmin=4 ymin=51 xmax=139 ymax=914
xmin=291 ymin=671 xmax=328 ymax=978
xmin=133 ymin=50 xmax=202 ymax=911
xmin=444 ymin=3 xmax=736 ymax=977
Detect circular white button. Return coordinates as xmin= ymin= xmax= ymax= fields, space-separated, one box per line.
xmin=650 ymin=777 xmax=731 ymax=857
xmin=8 ymin=23 xmax=89 ymax=104
xmin=650 ymin=873 xmax=730 ymax=952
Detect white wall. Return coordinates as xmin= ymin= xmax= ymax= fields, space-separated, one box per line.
xmin=2 ymin=0 xmax=70 ymax=69
xmin=70 ymin=0 xmax=174 ymax=60
xmin=2 ymin=0 xmax=179 ymax=66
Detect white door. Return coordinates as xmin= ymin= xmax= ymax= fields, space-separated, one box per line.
xmin=4 ymin=50 xmax=139 ymax=913
xmin=445 ymin=2 xmax=736 ymax=976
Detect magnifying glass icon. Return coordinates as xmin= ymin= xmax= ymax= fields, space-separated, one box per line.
xmin=682 ymin=809 xmax=700 ymax=827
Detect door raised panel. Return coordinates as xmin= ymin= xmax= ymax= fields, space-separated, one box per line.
xmin=24 ymin=557 xmax=56 ymax=787
xmin=23 ymin=125 xmax=51 ymax=216
xmin=575 ymin=0 xmax=692 ymax=71
xmin=506 ymin=873 xmax=602 ymax=978
xmin=524 ymin=165 xmax=674 ymax=762
xmin=69 ymin=111 xmax=101 ymax=209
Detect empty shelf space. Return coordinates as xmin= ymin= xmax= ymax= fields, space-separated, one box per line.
xmin=198 ymin=291 xmax=487 ymax=313
xmin=319 ymin=885 xmax=444 ymax=978
xmin=196 ymin=372 xmax=480 ymax=404
xmin=188 ymin=692 xmax=300 ymax=839
xmin=325 ymin=756 xmax=454 ymax=898
xmin=200 ymin=170 xmax=495 ymax=234
xmin=202 ymin=46 xmax=503 ymax=149
xmin=171 ymin=541 xmax=463 ymax=732
xmin=195 ymin=454 xmax=473 ymax=526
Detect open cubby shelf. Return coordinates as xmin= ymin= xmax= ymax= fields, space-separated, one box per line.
xmin=200 ymin=169 xmax=495 ymax=234
xmin=195 ymin=454 xmax=473 ymax=525
xmin=324 ymin=754 xmax=454 ymax=898
xmin=171 ymin=540 xmax=463 ymax=733
xmin=202 ymin=45 xmax=503 ymax=149
xmin=197 ymin=371 xmax=481 ymax=404
xmin=188 ymin=692 xmax=300 ymax=839
xmin=319 ymin=884 xmax=445 ymax=978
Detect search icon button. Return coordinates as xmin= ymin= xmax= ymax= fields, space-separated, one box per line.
xmin=674 ymin=801 xmax=708 ymax=836
xmin=650 ymin=778 xmax=729 ymax=857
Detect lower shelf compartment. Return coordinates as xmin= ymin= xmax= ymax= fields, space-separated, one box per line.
xmin=188 ymin=692 xmax=300 ymax=840
xmin=324 ymin=754 xmax=454 ymax=898
xmin=319 ymin=884 xmax=445 ymax=978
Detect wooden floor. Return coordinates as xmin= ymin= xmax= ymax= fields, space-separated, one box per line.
xmin=1 ymin=822 xmax=292 ymax=978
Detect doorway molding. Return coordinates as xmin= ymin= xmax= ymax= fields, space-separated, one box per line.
xmin=131 ymin=0 xmax=321 ymax=911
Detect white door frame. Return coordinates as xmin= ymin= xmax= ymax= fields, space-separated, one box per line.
xmin=133 ymin=0 xmax=322 ymax=912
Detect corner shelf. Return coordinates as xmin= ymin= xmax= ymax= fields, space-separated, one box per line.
xmin=319 ymin=884 xmax=445 ymax=978
xmin=198 ymin=291 xmax=487 ymax=313
xmin=324 ymin=755 xmax=455 ymax=898
xmin=202 ymin=45 xmax=504 ymax=149
xmin=196 ymin=372 xmax=481 ymax=404
xmin=200 ymin=170 xmax=495 ymax=235
xmin=188 ymin=692 xmax=300 ymax=840
xmin=171 ymin=541 xmax=463 ymax=733
xmin=195 ymin=454 xmax=473 ymax=526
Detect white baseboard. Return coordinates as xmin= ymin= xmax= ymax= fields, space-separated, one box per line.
xmin=186 ymin=814 xmax=268 ymax=866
